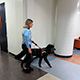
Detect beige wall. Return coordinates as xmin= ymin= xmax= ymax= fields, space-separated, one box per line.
xmin=55 ymin=0 xmax=79 ymax=56
xmin=26 ymin=0 xmax=56 ymax=48
xmin=0 ymin=0 xmax=80 ymax=56
xmin=0 ymin=0 xmax=56 ymax=55
xmin=0 ymin=0 xmax=23 ymax=54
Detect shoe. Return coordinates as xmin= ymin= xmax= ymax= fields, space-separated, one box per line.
xmin=29 ymin=67 xmax=34 ymax=71
xmin=23 ymin=68 xmax=31 ymax=73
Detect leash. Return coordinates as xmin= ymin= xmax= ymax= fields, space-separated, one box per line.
xmin=34 ymin=42 xmax=46 ymax=56
xmin=34 ymin=42 xmax=44 ymax=53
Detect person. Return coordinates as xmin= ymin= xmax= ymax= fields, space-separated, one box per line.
xmin=15 ymin=19 xmax=37 ymax=73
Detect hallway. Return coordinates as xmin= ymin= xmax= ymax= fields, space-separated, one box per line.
xmin=0 ymin=51 xmax=47 ymax=80
xmin=0 ymin=50 xmax=80 ymax=80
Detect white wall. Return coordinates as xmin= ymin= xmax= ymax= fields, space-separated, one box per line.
xmin=0 ymin=0 xmax=80 ymax=56
xmin=0 ymin=0 xmax=56 ymax=55
xmin=23 ymin=0 xmax=27 ymax=24
xmin=74 ymin=1 xmax=80 ymax=38
xmin=75 ymin=1 xmax=80 ymax=38
xmin=55 ymin=0 xmax=79 ymax=56
xmin=12 ymin=0 xmax=80 ymax=56
xmin=0 ymin=0 xmax=23 ymax=54
xmin=26 ymin=0 xmax=56 ymax=48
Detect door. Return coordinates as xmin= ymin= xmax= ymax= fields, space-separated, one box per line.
xmin=0 ymin=3 xmax=8 ymax=52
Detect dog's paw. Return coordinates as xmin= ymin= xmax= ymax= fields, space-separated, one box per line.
xmin=49 ymin=66 xmax=52 ymax=68
xmin=39 ymin=65 xmax=42 ymax=67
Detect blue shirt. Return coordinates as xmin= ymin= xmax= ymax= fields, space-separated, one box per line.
xmin=22 ymin=28 xmax=33 ymax=48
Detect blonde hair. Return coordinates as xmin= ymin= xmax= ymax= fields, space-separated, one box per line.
xmin=23 ymin=19 xmax=33 ymax=29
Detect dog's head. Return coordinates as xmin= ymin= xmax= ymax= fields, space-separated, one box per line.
xmin=45 ymin=44 xmax=56 ymax=54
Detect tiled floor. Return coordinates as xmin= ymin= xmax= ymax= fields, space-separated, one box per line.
xmin=0 ymin=51 xmax=47 ymax=80
xmin=37 ymin=73 xmax=61 ymax=80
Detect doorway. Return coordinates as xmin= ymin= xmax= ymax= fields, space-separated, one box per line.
xmin=0 ymin=3 xmax=8 ymax=53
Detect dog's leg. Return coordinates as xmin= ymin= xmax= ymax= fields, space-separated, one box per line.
xmin=44 ymin=57 xmax=52 ymax=68
xmin=39 ymin=57 xmax=42 ymax=67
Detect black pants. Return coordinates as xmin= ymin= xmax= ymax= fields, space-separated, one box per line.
xmin=16 ymin=44 xmax=33 ymax=68
xmin=15 ymin=44 xmax=29 ymax=59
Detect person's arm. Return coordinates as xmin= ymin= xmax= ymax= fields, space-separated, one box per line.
xmin=28 ymin=47 xmax=32 ymax=54
xmin=24 ymin=36 xmax=32 ymax=54
xmin=24 ymin=30 xmax=32 ymax=54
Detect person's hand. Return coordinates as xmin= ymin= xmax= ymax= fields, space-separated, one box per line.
xmin=28 ymin=48 xmax=32 ymax=54
xmin=40 ymin=48 xmax=43 ymax=56
xmin=41 ymin=48 xmax=43 ymax=52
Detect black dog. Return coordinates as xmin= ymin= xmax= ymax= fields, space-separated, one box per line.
xmin=15 ymin=44 xmax=56 ymax=68
xmin=32 ymin=44 xmax=56 ymax=68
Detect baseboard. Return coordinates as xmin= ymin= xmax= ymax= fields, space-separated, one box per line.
xmin=74 ymin=48 xmax=80 ymax=50
xmin=9 ymin=52 xmax=23 ymax=61
xmin=9 ymin=52 xmax=16 ymax=57
xmin=9 ymin=51 xmax=72 ymax=59
xmin=54 ymin=53 xmax=72 ymax=58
